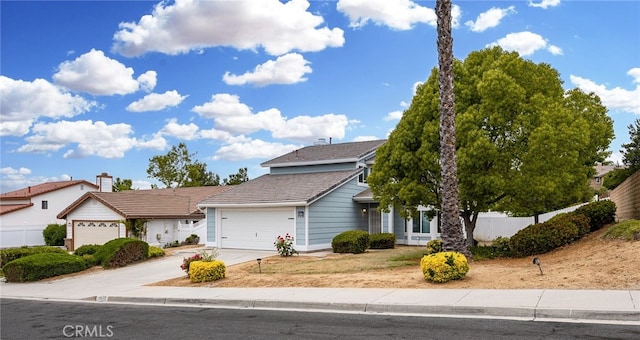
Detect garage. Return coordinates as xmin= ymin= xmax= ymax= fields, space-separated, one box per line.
xmin=73 ymin=221 xmax=119 ymax=249
xmin=219 ymin=208 xmax=295 ymax=250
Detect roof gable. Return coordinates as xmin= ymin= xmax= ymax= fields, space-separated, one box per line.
xmin=261 ymin=140 xmax=385 ymax=168
xmin=198 ymin=170 xmax=361 ymax=206
xmin=1 ymin=180 xmax=98 ymax=200
xmin=57 ymin=186 xmax=232 ymax=219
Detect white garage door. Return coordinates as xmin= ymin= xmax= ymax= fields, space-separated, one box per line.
xmin=220 ymin=208 xmax=295 ymax=250
xmin=74 ymin=221 xmax=119 ymax=250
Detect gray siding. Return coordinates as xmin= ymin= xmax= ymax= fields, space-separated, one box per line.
xmin=307 ymin=179 xmax=368 ymax=245
xmin=295 ymin=207 xmax=306 ymax=246
xmin=207 ymin=207 xmax=216 ymax=243
xmin=270 ymin=163 xmax=356 ymax=175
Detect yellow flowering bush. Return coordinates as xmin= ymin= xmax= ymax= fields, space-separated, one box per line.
xmin=188 ymin=260 xmax=226 ymax=283
xmin=420 ymin=251 xmax=469 ymax=283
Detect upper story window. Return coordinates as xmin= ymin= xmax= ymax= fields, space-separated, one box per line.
xmin=41 ymin=200 xmax=48 ymax=209
xmin=358 ymin=166 xmax=370 ymax=184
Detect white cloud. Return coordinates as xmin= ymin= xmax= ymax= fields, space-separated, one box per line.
xmin=570 ymin=69 xmax=640 ymax=114
xmin=465 ymin=6 xmax=516 ymax=32
xmin=529 ymin=0 xmax=561 ymax=9
xmin=353 ymin=135 xmax=379 ymax=142
xmin=213 ymin=139 xmax=302 ymax=161
xmin=126 ymin=90 xmax=187 ymax=112
xmin=112 ymin=0 xmax=344 ymax=57
xmin=223 ymin=53 xmax=312 ymax=86
xmin=0 ymin=76 xmax=96 ymax=136
xmin=159 ymin=118 xmax=199 ymax=140
xmin=488 ymin=31 xmax=560 ymax=56
xmin=193 ymin=93 xmax=354 ymax=142
xmin=192 ymin=93 xmax=252 ymax=118
xmin=337 ymin=0 xmax=437 ymax=30
xmin=53 ymin=49 xmax=156 ymax=95
xmin=385 ymin=110 xmax=403 ymax=121
xmin=0 ymin=167 xmax=77 ymax=193
xmin=16 ymin=120 xmax=163 ymax=159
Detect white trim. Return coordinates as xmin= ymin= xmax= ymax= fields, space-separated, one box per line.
xmin=199 ymin=202 xmax=306 ymax=209
xmin=307 ymin=173 xmax=361 ymax=205
xmin=266 ymin=158 xmax=359 ymax=168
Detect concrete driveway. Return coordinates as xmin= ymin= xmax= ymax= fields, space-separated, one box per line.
xmin=0 ymin=247 xmax=276 ymax=300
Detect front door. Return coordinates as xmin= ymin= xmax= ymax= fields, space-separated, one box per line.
xmin=368 ymin=204 xmax=381 ymax=234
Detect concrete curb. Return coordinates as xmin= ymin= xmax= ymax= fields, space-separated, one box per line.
xmin=88 ymin=296 xmax=640 ymax=323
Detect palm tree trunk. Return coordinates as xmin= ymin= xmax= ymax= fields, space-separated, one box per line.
xmin=436 ymin=0 xmax=469 ymax=256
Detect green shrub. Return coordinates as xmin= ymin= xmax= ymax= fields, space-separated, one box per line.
xmin=189 ymin=260 xmax=226 ymax=283
xmin=93 ymin=238 xmax=149 ymax=268
xmin=331 ymin=230 xmax=370 ymax=254
xmin=509 ymin=217 xmax=584 ymax=257
xmin=425 ymin=239 xmax=443 ymax=255
xmin=1 ymin=246 xmax=67 ymax=268
xmin=603 ymin=220 xmax=640 ymax=241
xmin=470 ymin=237 xmax=512 ymax=260
xmin=182 ymin=234 xmax=200 ymax=245
xmin=573 ymin=200 xmax=617 ymax=232
xmin=73 ymin=244 xmax=102 ymax=256
xmin=82 ymin=254 xmax=99 ymax=267
xmin=42 ymin=224 xmax=66 ymax=246
xmin=148 ymin=246 xmax=165 ymax=258
xmin=420 ymin=251 xmax=469 ymax=283
xmin=369 ymin=233 xmax=396 ymax=249
xmin=2 ymin=253 xmax=86 ymax=282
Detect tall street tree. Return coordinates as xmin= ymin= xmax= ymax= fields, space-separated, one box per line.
xmin=621 ymin=118 xmax=640 ymax=172
xmin=112 ymin=177 xmax=133 ymax=192
xmin=435 ymin=0 xmax=467 ymax=255
xmin=368 ymin=47 xmax=614 ymax=247
xmin=223 ymin=167 xmax=249 ymax=186
xmin=147 ymin=143 xmax=220 ymax=188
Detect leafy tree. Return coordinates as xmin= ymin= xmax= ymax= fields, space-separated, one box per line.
xmin=147 ymin=143 xmax=220 ymax=187
xmin=621 ymin=118 xmax=640 ymax=172
xmin=112 ymin=177 xmax=133 ymax=192
xmin=435 ymin=0 xmax=467 ymax=255
xmin=223 ymin=167 xmax=249 ymax=185
xmin=120 ymin=219 xmax=148 ymax=240
xmin=368 ymin=47 xmax=613 ymax=247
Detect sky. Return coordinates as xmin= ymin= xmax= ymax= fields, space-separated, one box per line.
xmin=1 ymin=0 xmax=639 ymax=192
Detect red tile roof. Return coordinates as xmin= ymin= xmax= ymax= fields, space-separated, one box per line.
xmin=1 ymin=180 xmax=98 ymax=200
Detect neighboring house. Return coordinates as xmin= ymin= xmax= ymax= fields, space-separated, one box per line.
xmin=591 ymin=164 xmax=619 ymax=191
xmin=0 ymin=173 xmax=112 ymax=248
xmin=57 ymin=186 xmax=231 ymax=250
xmin=198 ymin=139 xmax=441 ymax=251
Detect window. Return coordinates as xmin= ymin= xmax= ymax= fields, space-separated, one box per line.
xmin=412 ymin=211 xmax=431 ymax=233
xmin=358 ymin=166 xmax=370 ymax=183
xmin=41 ymin=200 xmax=48 ymax=209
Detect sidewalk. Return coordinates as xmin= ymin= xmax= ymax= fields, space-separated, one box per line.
xmin=1 ymin=248 xmax=639 ymax=324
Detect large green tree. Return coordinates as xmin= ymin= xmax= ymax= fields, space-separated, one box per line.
xmin=223 ymin=167 xmax=249 ymax=186
xmin=621 ymin=118 xmax=640 ymax=172
xmin=368 ymin=47 xmax=613 ymax=246
xmin=147 ymin=143 xmax=220 ymax=187
xmin=112 ymin=177 xmax=133 ymax=192
xmin=435 ymin=0 xmax=467 ymax=255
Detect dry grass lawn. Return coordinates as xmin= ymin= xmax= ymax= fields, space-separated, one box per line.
xmin=152 ymin=224 xmax=640 ymax=290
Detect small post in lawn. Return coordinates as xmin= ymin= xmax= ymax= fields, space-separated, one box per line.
xmin=533 ymin=257 xmax=543 ymax=275
xmin=257 ymin=258 xmax=262 ymax=273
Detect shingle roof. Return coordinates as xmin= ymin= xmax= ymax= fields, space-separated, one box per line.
xmin=261 ymin=140 xmax=386 ymax=168
xmin=198 ymin=170 xmax=361 ymax=206
xmin=0 ymin=180 xmax=98 ymax=200
xmin=57 ymin=186 xmax=232 ymax=220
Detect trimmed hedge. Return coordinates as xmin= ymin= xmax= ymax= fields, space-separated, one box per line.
xmin=573 ymin=200 xmax=616 ymax=232
xmin=73 ymin=244 xmax=102 ymax=256
xmin=43 ymin=224 xmax=66 ymax=246
xmin=426 ymin=239 xmax=443 ymax=255
xmin=188 ymin=260 xmax=226 ymax=283
xmin=93 ymin=238 xmax=149 ymax=268
xmin=420 ymin=251 xmax=469 ymax=283
xmin=331 ymin=230 xmax=370 ymax=254
xmin=1 ymin=246 xmax=67 ymax=268
xmin=369 ymin=233 xmax=396 ymax=249
xmin=148 ymin=246 xmax=165 ymax=258
xmin=509 ymin=215 xmax=586 ymax=257
xmin=2 ymin=253 xmax=86 ymax=282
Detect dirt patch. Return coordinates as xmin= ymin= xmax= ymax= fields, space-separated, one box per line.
xmin=151 ymin=226 xmax=640 ymax=289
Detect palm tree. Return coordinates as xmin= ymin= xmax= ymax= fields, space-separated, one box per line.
xmin=435 ymin=0 xmax=469 ymax=256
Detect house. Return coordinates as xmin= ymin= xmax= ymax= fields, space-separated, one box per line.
xmin=0 ymin=173 xmax=111 ymax=248
xmin=57 ymin=186 xmax=231 ymax=250
xmin=198 ymin=139 xmax=441 ymax=251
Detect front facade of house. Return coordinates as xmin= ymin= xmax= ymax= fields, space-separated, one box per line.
xmin=0 ymin=174 xmax=110 ymax=248
xmin=57 ymin=187 xmax=230 ymax=250
xmin=198 ymin=140 xmax=441 ymax=251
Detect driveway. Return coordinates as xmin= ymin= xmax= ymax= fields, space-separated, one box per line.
xmin=0 ymin=248 xmax=276 ymax=300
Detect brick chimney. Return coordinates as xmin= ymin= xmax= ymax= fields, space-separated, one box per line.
xmin=96 ymin=172 xmax=113 ymax=192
